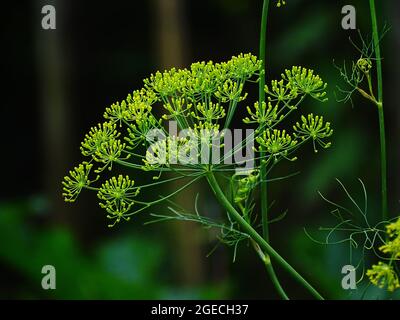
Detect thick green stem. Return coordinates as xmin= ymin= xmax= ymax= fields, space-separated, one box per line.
xmin=369 ymin=0 xmax=388 ymax=221
xmin=206 ymin=173 xmax=324 ymax=300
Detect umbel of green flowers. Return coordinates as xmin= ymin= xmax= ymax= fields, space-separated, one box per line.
xmin=366 ymin=218 xmax=400 ymax=292
xmin=62 ymin=53 xmax=332 ymax=227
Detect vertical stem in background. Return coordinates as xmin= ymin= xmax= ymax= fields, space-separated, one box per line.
xmin=35 ymin=0 xmax=72 ymax=225
xmin=258 ymin=0 xmax=289 ymax=300
xmin=369 ymin=0 xmax=388 ymax=221
xmin=154 ymin=0 xmax=204 ymax=285
xmin=259 ymin=0 xmax=270 ymax=241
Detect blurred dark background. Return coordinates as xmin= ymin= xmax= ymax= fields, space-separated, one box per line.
xmin=1 ymin=0 xmax=399 ymax=299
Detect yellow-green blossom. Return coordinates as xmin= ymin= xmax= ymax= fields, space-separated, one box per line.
xmin=256 ymin=129 xmax=297 ymax=160
xmin=293 ymin=114 xmax=333 ymax=152
xmin=97 ymin=175 xmax=140 ymax=227
xmin=366 ymin=262 xmax=400 ymax=292
xmin=379 ymin=237 xmax=400 ymax=260
xmin=281 ymin=66 xmax=327 ymax=101
xmin=80 ymin=122 xmax=120 ymax=157
xmin=93 ymin=139 xmax=130 ymax=172
xmin=244 ymin=101 xmax=280 ymax=126
xmin=62 ymin=162 xmax=99 ymax=202
xmin=357 ymin=58 xmax=372 ymax=75
xmin=386 ymin=218 xmax=400 ymax=238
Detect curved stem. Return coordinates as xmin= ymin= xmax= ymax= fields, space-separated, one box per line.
xmin=369 ymin=0 xmax=388 ymax=221
xmin=206 ymin=172 xmax=324 ymax=300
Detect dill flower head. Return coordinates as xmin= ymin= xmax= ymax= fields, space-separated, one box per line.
xmin=215 ymin=79 xmax=247 ymax=103
xmin=367 ymin=218 xmax=400 ymax=292
xmin=92 ymin=138 xmax=130 ymax=172
xmin=103 ymin=101 xmax=130 ymax=126
xmin=142 ymin=136 xmax=195 ymax=170
xmin=97 ymin=175 xmax=140 ymax=227
xmin=293 ymin=114 xmax=333 ymax=152
xmin=162 ymin=97 xmax=192 ymax=121
xmin=357 ymin=58 xmax=372 ymax=75
xmin=386 ymin=218 xmax=400 ymax=238
xmin=266 ymin=79 xmax=298 ymax=102
xmin=104 ymin=88 xmax=157 ymax=126
xmin=144 ymin=68 xmax=186 ymax=98
xmin=243 ymin=101 xmax=280 ymax=126
xmin=256 ymin=129 xmax=297 ymax=159
xmin=281 ymin=66 xmax=327 ymax=101
xmin=379 ymin=238 xmax=400 ymax=260
xmin=62 ymin=162 xmax=99 ymax=202
xmin=62 ymin=52 xmax=333 ymax=231
xmin=379 ymin=219 xmax=400 ymax=260
xmin=366 ymin=262 xmax=400 ymax=292
xmin=191 ymin=101 xmax=226 ymax=122
xmin=80 ymin=122 xmax=120 ymax=157
xmin=225 ymin=53 xmax=262 ymax=81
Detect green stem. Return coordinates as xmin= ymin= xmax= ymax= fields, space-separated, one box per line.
xmin=224 ymin=96 xmax=240 ymax=129
xmin=369 ymin=0 xmax=388 ymax=221
xmin=252 ymin=240 xmax=289 ymax=300
xmin=206 ymin=172 xmax=324 ymax=300
xmin=256 ymin=0 xmax=289 ymax=299
xmin=257 ymin=0 xmax=289 ymax=300
xmin=377 ymin=104 xmax=387 ymax=220
xmin=259 ymin=0 xmax=269 ymax=243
